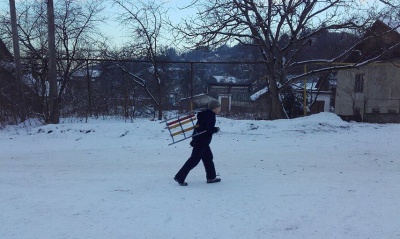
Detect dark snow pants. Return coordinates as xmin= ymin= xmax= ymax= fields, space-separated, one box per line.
xmin=175 ymin=145 xmax=216 ymax=181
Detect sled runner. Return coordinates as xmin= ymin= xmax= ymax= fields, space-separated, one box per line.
xmin=161 ymin=111 xmax=205 ymax=145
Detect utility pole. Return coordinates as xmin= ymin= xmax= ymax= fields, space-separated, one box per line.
xmin=190 ymin=62 xmax=194 ymax=111
xmin=9 ymin=0 xmax=26 ymax=121
xmin=46 ymin=0 xmax=59 ymax=123
xmin=303 ymin=64 xmax=308 ymax=116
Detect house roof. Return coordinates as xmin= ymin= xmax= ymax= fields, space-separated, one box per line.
xmin=344 ymin=20 xmax=400 ymax=63
xmin=72 ymin=69 xmax=102 ymax=78
xmin=250 ymin=87 xmax=268 ymax=101
xmin=212 ymin=75 xmax=252 ymax=85
xmin=0 ymin=38 xmax=13 ymax=61
xmin=0 ymin=38 xmax=15 ymax=84
xmin=291 ymin=82 xmax=318 ymax=91
xmin=250 ymin=75 xmax=331 ymax=101
xmin=213 ymin=75 xmax=239 ymax=84
xmin=180 ymin=93 xmax=216 ymax=104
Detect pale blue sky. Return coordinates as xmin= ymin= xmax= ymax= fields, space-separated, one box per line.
xmin=101 ymin=0 xmax=198 ymax=48
xmin=101 ymin=0 xmax=388 ymax=48
xmin=0 ymin=0 xmax=197 ymax=48
xmin=1 ymin=0 xmax=391 ymax=49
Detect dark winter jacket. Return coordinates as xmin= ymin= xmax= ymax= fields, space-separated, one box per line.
xmin=192 ymin=109 xmax=219 ymax=146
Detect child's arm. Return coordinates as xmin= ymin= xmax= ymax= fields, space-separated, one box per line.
xmin=205 ymin=114 xmax=219 ymax=134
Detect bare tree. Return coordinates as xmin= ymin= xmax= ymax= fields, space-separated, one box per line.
xmin=175 ymin=0 xmax=400 ymax=119
xmin=112 ymin=0 xmax=168 ymax=120
xmin=1 ymin=0 xmax=106 ymax=123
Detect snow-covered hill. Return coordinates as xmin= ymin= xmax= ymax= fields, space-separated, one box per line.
xmin=1 ymin=113 xmax=399 ymax=239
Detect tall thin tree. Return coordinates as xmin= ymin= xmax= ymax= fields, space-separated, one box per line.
xmin=46 ymin=0 xmax=59 ymax=124
xmin=9 ymin=0 xmax=25 ymax=122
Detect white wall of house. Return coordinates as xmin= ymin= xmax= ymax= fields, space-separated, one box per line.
xmin=294 ymin=90 xmax=331 ymax=113
xmin=335 ymin=69 xmax=365 ymax=115
xmin=312 ymin=93 xmax=331 ymax=112
xmin=335 ymin=61 xmax=400 ymax=116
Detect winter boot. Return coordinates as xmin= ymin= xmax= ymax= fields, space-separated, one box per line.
xmin=207 ymin=178 xmax=221 ymax=184
xmin=174 ymin=177 xmax=188 ymax=186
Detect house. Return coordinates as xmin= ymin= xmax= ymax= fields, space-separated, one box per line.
xmin=205 ymin=73 xmax=335 ymax=119
xmin=179 ymin=93 xmax=216 ymax=111
xmin=249 ymin=85 xmax=271 ymax=119
xmin=207 ymin=75 xmax=254 ymax=115
xmin=250 ymin=74 xmax=335 ymax=118
xmin=178 ymin=75 xmax=269 ymax=118
xmin=291 ymin=75 xmax=334 ymax=114
xmin=0 ymin=38 xmax=14 ymax=84
xmin=68 ymin=67 xmax=103 ymax=98
xmin=0 ymin=38 xmax=42 ymax=121
xmin=0 ymin=38 xmax=18 ymax=119
xmin=335 ymin=20 xmax=400 ymax=123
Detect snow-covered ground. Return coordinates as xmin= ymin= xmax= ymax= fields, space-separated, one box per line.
xmin=1 ymin=113 xmax=399 ymax=239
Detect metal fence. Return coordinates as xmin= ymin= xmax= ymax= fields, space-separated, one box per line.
xmin=56 ymin=59 xmax=268 ymax=120
xmin=0 ymin=58 xmax=269 ymax=123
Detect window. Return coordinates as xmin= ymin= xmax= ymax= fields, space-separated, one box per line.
xmin=354 ymin=74 xmax=364 ymax=93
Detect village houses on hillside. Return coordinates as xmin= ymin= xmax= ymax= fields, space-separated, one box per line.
xmin=2 ymin=18 xmax=400 ymax=123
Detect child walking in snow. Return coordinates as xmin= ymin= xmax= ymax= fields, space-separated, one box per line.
xmin=174 ymin=100 xmax=222 ymax=186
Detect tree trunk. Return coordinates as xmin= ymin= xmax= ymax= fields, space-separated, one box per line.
xmin=269 ymin=92 xmax=287 ymax=120
xmin=268 ymin=76 xmax=287 ymax=120
xmin=9 ymin=0 xmax=26 ymax=122
xmin=46 ymin=0 xmax=59 ymax=124
xmin=86 ymin=61 xmax=92 ymax=117
xmin=157 ymin=81 xmax=162 ymax=120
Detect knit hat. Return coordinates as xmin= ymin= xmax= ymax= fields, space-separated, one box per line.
xmin=208 ymin=99 xmax=221 ymax=110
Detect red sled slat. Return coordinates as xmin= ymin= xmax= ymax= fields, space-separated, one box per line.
xmin=166 ymin=113 xmax=195 ymax=126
